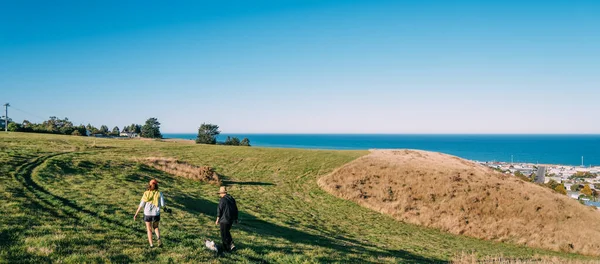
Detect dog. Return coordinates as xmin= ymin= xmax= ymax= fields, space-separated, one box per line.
xmin=205 ymin=240 xmax=221 ymax=255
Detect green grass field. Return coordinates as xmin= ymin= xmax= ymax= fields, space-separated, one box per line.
xmin=0 ymin=132 xmax=595 ymax=263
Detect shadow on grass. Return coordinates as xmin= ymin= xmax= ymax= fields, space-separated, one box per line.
xmin=170 ymin=193 xmax=445 ymax=263
xmin=13 ymin=153 xmax=145 ymax=234
xmin=222 ymin=180 xmax=276 ymax=186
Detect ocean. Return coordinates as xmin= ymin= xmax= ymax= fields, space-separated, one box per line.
xmin=162 ymin=134 xmax=600 ymax=166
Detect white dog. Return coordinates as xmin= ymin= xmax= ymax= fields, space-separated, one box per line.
xmin=205 ymin=240 xmax=219 ymax=253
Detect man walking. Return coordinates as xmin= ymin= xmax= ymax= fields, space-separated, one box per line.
xmin=215 ymin=186 xmax=238 ymax=252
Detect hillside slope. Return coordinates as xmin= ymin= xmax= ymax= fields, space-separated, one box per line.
xmin=319 ymin=149 xmax=600 ymax=256
xmin=1 ymin=133 xmax=598 ymax=263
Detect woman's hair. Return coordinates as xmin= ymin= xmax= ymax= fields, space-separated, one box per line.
xmin=147 ymin=179 xmax=159 ymax=191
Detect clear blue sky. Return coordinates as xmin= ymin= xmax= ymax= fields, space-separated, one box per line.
xmin=1 ymin=0 xmax=598 ymax=133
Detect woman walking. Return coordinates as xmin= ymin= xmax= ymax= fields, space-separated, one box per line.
xmin=134 ymin=179 xmax=165 ymax=248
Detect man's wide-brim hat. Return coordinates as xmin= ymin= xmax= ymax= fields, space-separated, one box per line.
xmin=217 ymin=186 xmax=227 ymax=194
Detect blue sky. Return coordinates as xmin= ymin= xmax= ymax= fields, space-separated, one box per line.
xmin=1 ymin=0 xmax=599 ymax=133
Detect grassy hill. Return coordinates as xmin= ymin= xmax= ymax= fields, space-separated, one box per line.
xmin=0 ymin=133 xmax=597 ymax=263
xmin=319 ymin=150 xmax=600 ymax=257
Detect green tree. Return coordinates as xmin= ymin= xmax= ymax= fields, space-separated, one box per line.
xmin=7 ymin=122 xmax=21 ymax=132
xmin=529 ymin=172 xmax=536 ymax=182
xmin=545 ymin=179 xmax=560 ymax=190
xmin=570 ymin=184 xmax=581 ymax=192
xmin=86 ymin=124 xmax=98 ymax=134
xmin=141 ymin=118 xmax=162 ymax=138
xmin=570 ymin=171 xmax=595 ymax=179
xmin=44 ymin=116 xmax=59 ymax=133
xmin=555 ymin=184 xmax=567 ymax=195
xmin=196 ymin=123 xmax=220 ymax=144
xmin=111 ymin=126 xmax=120 ymax=136
xmin=224 ymin=136 xmax=241 ymax=146
xmin=21 ymin=120 xmax=33 ymax=132
xmin=99 ymin=125 xmax=110 ymax=135
xmin=581 ymin=184 xmax=593 ymax=197
xmin=72 ymin=130 xmax=82 ymax=136
xmin=240 ymin=137 xmax=251 ymax=147
xmin=129 ymin=124 xmax=142 ymax=134
xmin=58 ymin=118 xmax=75 ymax=135
xmin=75 ymin=125 xmax=87 ymax=136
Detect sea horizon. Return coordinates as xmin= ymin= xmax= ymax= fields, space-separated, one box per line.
xmin=162 ymin=133 xmax=600 ymax=166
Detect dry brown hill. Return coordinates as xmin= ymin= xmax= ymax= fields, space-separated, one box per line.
xmin=318 ymin=149 xmax=600 ymax=256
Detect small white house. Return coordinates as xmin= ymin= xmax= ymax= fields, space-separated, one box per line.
xmin=119 ymin=132 xmax=138 ymax=138
xmin=569 ymin=192 xmax=580 ymax=199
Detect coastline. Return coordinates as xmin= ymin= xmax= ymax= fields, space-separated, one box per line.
xmin=161 ymin=133 xmax=600 ymax=166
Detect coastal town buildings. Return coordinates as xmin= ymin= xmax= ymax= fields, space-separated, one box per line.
xmin=480 ymin=161 xmax=600 ymax=207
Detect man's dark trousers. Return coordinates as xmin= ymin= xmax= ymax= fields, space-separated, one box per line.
xmin=220 ymin=222 xmax=233 ymax=251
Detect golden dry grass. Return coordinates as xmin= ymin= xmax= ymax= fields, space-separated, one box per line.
xmin=319 ymin=149 xmax=600 ymax=256
xmin=139 ymin=157 xmax=221 ymax=184
xmin=452 ymin=252 xmax=600 ymax=264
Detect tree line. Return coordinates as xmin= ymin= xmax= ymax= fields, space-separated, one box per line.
xmin=5 ymin=117 xmax=250 ymax=146
xmin=196 ymin=123 xmax=250 ymax=146
xmin=5 ymin=117 xmax=162 ymax=139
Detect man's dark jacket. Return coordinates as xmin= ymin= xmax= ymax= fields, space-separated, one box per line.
xmin=217 ymin=194 xmax=238 ymax=224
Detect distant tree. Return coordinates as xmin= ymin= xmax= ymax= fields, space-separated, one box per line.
xmin=529 ymin=172 xmax=537 ymax=182
xmin=570 ymin=184 xmax=582 ymax=192
xmin=224 ymin=136 xmax=248 ymax=146
xmin=86 ymin=124 xmax=98 ymax=134
xmin=555 ymin=184 xmax=567 ymax=195
xmin=240 ymin=138 xmax=251 ymax=147
xmin=545 ymin=179 xmax=560 ymax=190
xmin=122 ymin=125 xmax=129 ymax=133
xmin=129 ymin=124 xmax=142 ymax=134
xmin=581 ymin=184 xmax=593 ymax=197
xmin=99 ymin=125 xmax=110 ymax=135
xmin=570 ymin=171 xmax=595 ymax=179
xmin=196 ymin=123 xmax=220 ymax=144
xmin=43 ymin=116 xmax=59 ymax=133
xmin=141 ymin=118 xmax=162 ymax=138
xmin=72 ymin=130 xmax=82 ymax=136
xmin=75 ymin=125 xmax=87 ymax=136
xmin=225 ymin=136 xmax=241 ymax=146
xmin=7 ymin=122 xmax=20 ymax=132
xmin=59 ymin=119 xmax=75 ymax=135
xmin=21 ymin=120 xmax=33 ymax=132
xmin=111 ymin=126 xmax=120 ymax=136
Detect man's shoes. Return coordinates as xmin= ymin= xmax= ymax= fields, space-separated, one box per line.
xmin=157 ymin=239 xmax=163 ymax=248
xmin=230 ymin=243 xmax=236 ymax=252
xmin=149 ymin=244 xmax=154 ymax=248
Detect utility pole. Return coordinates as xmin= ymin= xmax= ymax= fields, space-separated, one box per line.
xmin=3 ymin=103 xmax=9 ymax=132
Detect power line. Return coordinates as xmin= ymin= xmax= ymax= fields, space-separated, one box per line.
xmin=9 ymin=105 xmax=47 ymax=121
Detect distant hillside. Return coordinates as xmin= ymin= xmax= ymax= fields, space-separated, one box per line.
xmin=319 ymin=149 xmax=600 ymax=256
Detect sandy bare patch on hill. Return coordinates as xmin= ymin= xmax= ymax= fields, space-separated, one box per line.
xmin=318 ymin=149 xmax=600 ymax=256
xmin=139 ymin=157 xmax=221 ymax=185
